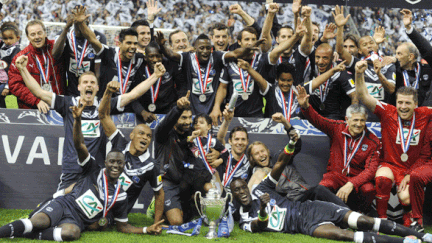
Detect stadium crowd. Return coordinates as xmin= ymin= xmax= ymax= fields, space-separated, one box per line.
xmin=2 ymin=0 xmax=432 ymax=242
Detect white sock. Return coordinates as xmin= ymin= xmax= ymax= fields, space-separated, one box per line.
xmin=53 ymin=228 xmax=63 ymax=242
xmin=353 ymin=231 xmax=364 ymax=243
xmin=372 ymin=218 xmax=381 ymax=232
xmin=20 ymin=219 xmax=33 ymax=234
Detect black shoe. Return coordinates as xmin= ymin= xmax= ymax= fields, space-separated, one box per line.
xmin=409 ymin=221 xmax=424 ymax=233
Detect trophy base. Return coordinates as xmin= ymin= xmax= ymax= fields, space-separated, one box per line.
xmin=205 ymin=224 xmax=218 ymax=239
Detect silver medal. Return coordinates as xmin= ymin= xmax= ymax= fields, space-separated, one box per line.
xmin=148 ymin=104 xmax=156 ymax=112
xmin=199 ymin=94 xmax=206 ymax=102
xmin=42 ymin=84 xmax=51 ymax=91
xmin=401 ymin=153 xmax=408 ymax=162
xmin=241 ymin=93 xmax=249 ymax=100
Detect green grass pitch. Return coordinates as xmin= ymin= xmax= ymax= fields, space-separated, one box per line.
xmin=0 ymin=208 xmax=431 ymax=242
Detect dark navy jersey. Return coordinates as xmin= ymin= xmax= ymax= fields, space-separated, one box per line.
xmin=63 ymin=155 xmax=129 ymax=227
xmin=0 ymin=42 xmax=20 ymax=85
xmin=51 ymin=94 xmax=122 ymax=173
xmin=268 ymin=47 xmax=304 ymax=85
xmin=239 ymin=175 xmax=301 ymax=233
xmin=180 ymin=51 xmax=225 ymax=115
xmin=265 ymin=84 xmax=302 ymax=119
xmin=346 ymin=57 xmax=396 ymax=121
xmin=97 ymin=45 xmax=146 ymax=99
xmin=303 ymin=68 xmax=355 ymax=120
xmin=218 ymin=151 xmax=251 ymax=187
xmin=138 ymin=58 xmax=179 ymax=114
xmin=223 ymin=52 xmax=271 ymax=117
xmin=108 ymin=129 xmax=163 ymax=213
xmin=58 ymin=29 xmax=107 ymax=97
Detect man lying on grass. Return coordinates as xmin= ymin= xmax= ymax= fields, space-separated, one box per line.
xmin=231 ymin=129 xmax=432 ymax=243
xmin=0 ymin=102 xmax=164 ymax=241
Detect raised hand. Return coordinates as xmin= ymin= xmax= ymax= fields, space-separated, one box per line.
xmin=332 ymin=60 xmax=347 ymax=73
xmin=222 ymin=104 xmax=234 ymax=121
xmin=292 ymin=0 xmax=302 ymax=15
xmin=229 ymin=4 xmax=243 ymax=15
xmin=301 ymin=6 xmax=311 ymax=18
xmin=332 ymin=5 xmax=351 ymax=27
xmin=147 ymin=219 xmax=164 ymax=235
xmin=71 ymin=102 xmax=86 ymax=119
xmin=147 ymin=0 xmax=162 ymax=23
xmin=15 ymin=55 xmax=29 ymax=71
xmin=259 ymin=193 xmax=270 ymax=208
xmin=106 ymin=81 xmax=120 ymax=94
xmin=74 ymin=5 xmax=91 ymax=23
xmin=322 ymin=23 xmax=337 ymax=40
xmin=237 ymin=59 xmax=251 ymax=71
xmin=373 ymin=26 xmax=386 ymax=44
xmin=154 ymin=62 xmax=166 ymax=77
xmin=400 ymin=9 xmax=413 ymax=29
xmin=177 ymin=90 xmax=190 ymax=109
xmin=295 ymin=85 xmax=310 ymax=109
xmin=267 ymin=3 xmax=279 ymax=14
xmin=288 ymin=129 xmax=300 ymax=143
xmin=295 ymin=17 xmax=307 ymax=37
xmin=355 ymin=60 xmax=368 ymax=74
xmin=272 ymin=112 xmax=287 ymax=124
xmin=156 ymin=31 xmax=167 ymax=46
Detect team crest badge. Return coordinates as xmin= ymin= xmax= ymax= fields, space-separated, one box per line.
xmin=210 ymin=69 xmax=216 ymax=76
xmin=269 ymin=198 xmax=276 ymax=206
xmin=241 ymin=173 xmax=248 ymax=180
xmin=423 ymin=74 xmax=429 ymax=80
xmin=362 ymin=144 xmax=368 ymax=151
xmin=88 ymin=53 xmax=95 ymax=59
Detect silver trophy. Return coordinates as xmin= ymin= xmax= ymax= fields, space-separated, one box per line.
xmin=194 ymin=179 xmax=232 ymax=239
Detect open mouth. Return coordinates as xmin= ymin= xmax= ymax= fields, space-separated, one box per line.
xmin=140 ymin=141 xmax=148 ymax=148
xmin=85 ymin=90 xmax=93 ymax=98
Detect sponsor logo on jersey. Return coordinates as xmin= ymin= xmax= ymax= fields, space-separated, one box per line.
xmin=396 ymin=129 xmax=421 ymax=146
xmin=81 ymin=120 xmax=101 ymax=138
xmin=75 ymin=189 xmax=103 ymax=219
xmin=118 ymin=173 xmax=133 ymax=191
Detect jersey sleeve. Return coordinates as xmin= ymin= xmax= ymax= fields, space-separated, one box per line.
xmin=149 ymin=164 xmax=163 ymax=191
xmin=110 ymin=95 xmax=125 ymax=113
xmin=112 ymin=192 xmax=129 ymax=223
xmin=51 ymin=94 xmax=71 ymax=117
xmin=78 ymin=154 xmax=98 ymax=176
xmin=382 ymin=64 xmax=396 ymax=84
xmin=239 ymin=215 xmax=254 ymax=233
xmin=339 ymin=72 xmax=356 ymax=95
xmin=255 ymin=174 xmax=278 ymax=194
xmin=373 ymin=101 xmax=395 ymax=121
xmin=108 ymin=129 xmax=129 ymax=151
xmin=301 ymin=104 xmax=340 ymax=136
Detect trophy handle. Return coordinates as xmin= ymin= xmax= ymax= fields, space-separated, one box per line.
xmin=194 ymin=191 xmax=205 ymax=219
xmin=220 ymin=192 xmax=233 ymax=219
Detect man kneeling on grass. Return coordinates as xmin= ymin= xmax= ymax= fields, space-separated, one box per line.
xmin=231 ymin=129 xmax=432 ymax=243
xmin=0 ymin=102 xmax=164 ymax=241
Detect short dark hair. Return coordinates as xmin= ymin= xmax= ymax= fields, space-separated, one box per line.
xmin=119 ymin=28 xmax=138 ymax=43
xmin=344 ymin=33 xmax=360 ymax=48
xmin=237 ymin=27 xmax=258 ymax=41
xmin=145 ymin=41 xmax=161 ymax=54
xmin=230 ymin=177 xmax=247 ymax=190
xmin=193 ymin=34 xmax=210 ymax=46
xmin=193 ymin=113 xmax=213 ymax=133
xmin=1 ymin=22 xmax=20 ymax=37
xmin=276 ymin=25 xmax=294 ymax=38
xmin=210 ymin=23 xmax=229 ymax=36
xmin=25 ymin=20 xmax=46 ymax=36
xmin=229 ymin=126 xmax=248 ymax=140
xmin=131 ymin=19 xmax=150 ymax=29
xmin=312 ymin=21 xmax=320 ymax=30
xmin=107 ymin=147 xmax=124 ymax=159
xmin=276 ymin=62 xmax=295 ymax=80
xmin=396 ymin=86 xmax=418 ymax=103
xmin=168 ymin=29 xmax=185 ymax=46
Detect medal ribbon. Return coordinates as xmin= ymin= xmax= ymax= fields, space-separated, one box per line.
xmin=397 ymin=113 xmax=416 ymax=155
xmin=343 ymin=130 xmax=365 ymax=175
xmin=34 ymin=50 xmax=50 ymax=85
xmin=195 ymin=133 xmax=215 ymax=175
xmin=223 ymin=153 xmax=247 ymax=187
xmin=70 ymin=30 xmax=89 ymax=71
xmin=145 ymin=66 xmax=162 ymax=104
xmin=402 ymin=63 xmax=420 ymax=89
xmin=316 ymin=64 xmax=333 ymax=103
xmin=194 ymin=54 xmax=212 ymax=95
xmin=303 ymin=57 xmax=311 ymax=80
xmin=101 ymin=169 xmax=122 ymax=217
xmin=278 ymin=86 xmax=294 ymax=121
xmin=238 ymin=53 xmax=257 ymax=93
xmin=117 ymin=51 xmax=133 ymax=94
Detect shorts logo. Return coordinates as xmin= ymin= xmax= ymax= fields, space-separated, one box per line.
xmin=46 ymin=207 xmax=53 ymax=212
xmin=165 ymin=199 xmax=171 ymax=206
xmin=362 ymin=144 xmax=368 ymax=151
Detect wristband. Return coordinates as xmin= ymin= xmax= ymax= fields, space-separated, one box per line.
xmin=143 ymin=227 xmax=147 ymax=234
xmin=284 ymin=145 xmax=295 ymax=155
xmin=258 ymin=212 xmax=269 ymax=221
xmin=289 ymin=139 xmax=297 ymax=146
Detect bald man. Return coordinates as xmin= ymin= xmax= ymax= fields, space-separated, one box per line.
xmin=302 ymin=43 xmax=358 ymax=120
xmin=99 ymin=80 xmax=165 ymax=225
